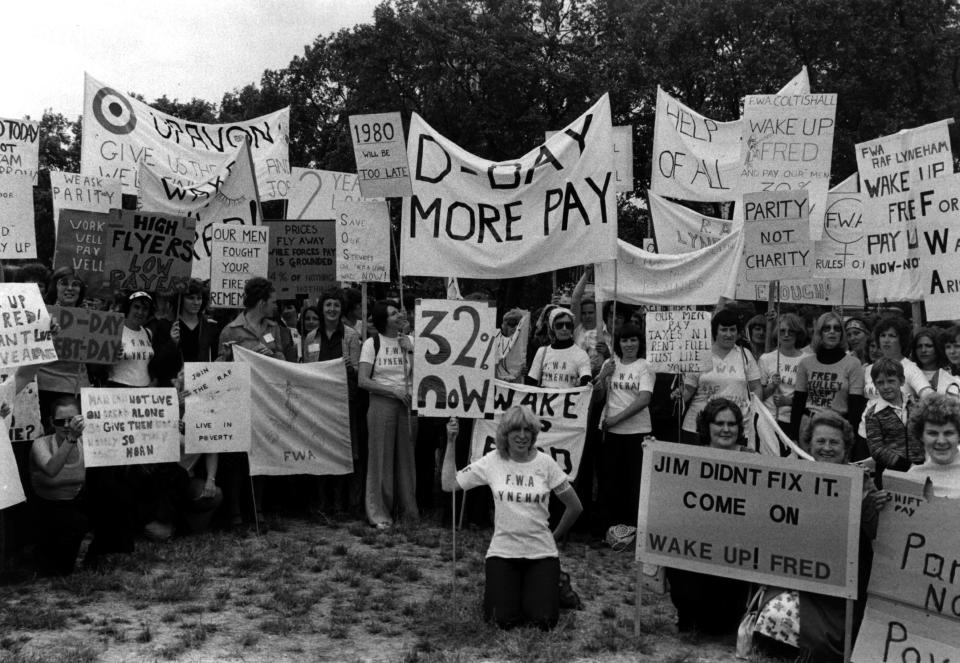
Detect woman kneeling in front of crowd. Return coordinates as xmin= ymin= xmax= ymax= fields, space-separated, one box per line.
xmin=441 ymin=406 xmax=583 ymax=630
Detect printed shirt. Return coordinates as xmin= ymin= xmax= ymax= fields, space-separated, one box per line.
xmin=456 ymin=450 xmax=568 ymax=559
xmin=794 ymin=353 xmax=864 ymax=417
xmin=759 ymin=349 xmax=809 ymax=423
xmin=108 ymin=326 xmax=154 ymax=387
xmin=682 ymin=346 xmax=761 ymax=433
xmin=359 ymin=334 xmax=412 ymax=392
xmin=602 ymin=356 xmax=655 ymax=435
xmin=527 ymin=344 xmax=592 ymax=389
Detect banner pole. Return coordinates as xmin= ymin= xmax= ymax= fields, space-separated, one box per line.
xmin=249 ymin=469 xmax=261 ymax=537
xmin=675 ymin=373 xmax=683 ymax=443
xmin=451 ymin=488 xmax=457 ymax=595
xmin=843 ymin=598 xmax=853 ymax=663
xmin=243 ymin=136 xmax=265 ymax=225
xmin=633 ymin=561 xmax=643 ymax=637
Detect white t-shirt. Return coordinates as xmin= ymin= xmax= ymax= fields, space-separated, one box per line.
xmin=682 ymin=346 xmax=761 ymax=433
xmin=908 ymin=456 xmax=960 ymax=498
xmin=527 ymin=344 xmax=592 ymax=388
xmin=359 ymin=334 xmax=412 ymax=392
xmin=108 ymin=326 xmax=154 ymax=387
xmin=759 ymin=349 xmax=808 ymax=423
xmin=602 ymin=357 xmax=655 ymax=434
xmin=456 ymin=450 xmax=568 ymax=559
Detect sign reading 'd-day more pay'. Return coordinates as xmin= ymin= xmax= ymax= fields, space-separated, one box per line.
xmin=265 ymin=220 xmax=336 ymax=298
xmin=851 ymin=473 xmax=960 ymax=662
xmin=909 ymin=173 xmax=960 ymax=321
xmin=0 ymin=284 xmax=58 ymax=370
xmin=637 ymin=442 xmax=863 ymax=598
xmin=742 ymin=189 xmax=813 ymax=282
xmin=53 ymin=210 xmax=108 ymax=297
xmin=645 ymin=309 xmax=711 ymax=374
xmin=740 ymin=94 xmax=837 ymax=239
xmin=47 ymin=306 xmax=124 ymax=365
xmin=0 ymin=117 xmax=40 ymax=183
xmin=0 ymin=172 xmax=37 ymax=259
xmin=855 ymin=119 xmax=953 ymax=302
xmin=49 ymin=172 xmax=121 ymax=219
xmin=546 ymin=126 xmax=634 ymax=193
xmin=414 ymin=299 xmax=497 ymax=418
xmin=183 ymin=362 xmax=251 ymax=454
xmin=286 ymin=168 xmax=364 ymax=220
xmin=209 ymin=223 xmax=270 ymax=309
xmin=336 ymin=201 xmax=390 ymax=283
xmin=104 ymin=210 xmax=195 ymax=293
xmin=80 ymin=388 xmax=180 ymax=468
xmin=348 ymin=112 xmax=411 ymax=198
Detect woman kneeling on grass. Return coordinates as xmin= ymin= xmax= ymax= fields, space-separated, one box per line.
xmin=441 ymin=406 xmax=583 ymax=630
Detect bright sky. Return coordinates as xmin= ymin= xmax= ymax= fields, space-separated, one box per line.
xmin=3 ymin=0 xmax=381 ymax=120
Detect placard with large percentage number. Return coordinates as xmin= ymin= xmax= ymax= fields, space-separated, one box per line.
xmin=413 ymin=299 xmax=497 ymax=418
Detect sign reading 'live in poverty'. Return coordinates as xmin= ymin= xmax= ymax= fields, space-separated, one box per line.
xmin=402 ymin=94 xmax=617 ymax=278
xmin=104 ymin=210 xmax=195 ymax=292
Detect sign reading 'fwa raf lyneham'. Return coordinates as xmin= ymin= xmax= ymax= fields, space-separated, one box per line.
xmin=402 ymin=94 xmax=617 ymax=278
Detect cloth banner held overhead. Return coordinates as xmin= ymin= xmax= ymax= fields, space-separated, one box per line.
xmin=81 ymin=72 xmax=290 ymax=201
xmin=648 ymin=191 xmax=738 ymax=252
xmin=234 ymin=346 xmax=352 ymax=477
xmin=595 ymin=232 xmax=743 ymax=306
xmin=402 ymin=95 xmax=617 ymax=278
xmin=469 ymin=380 xmax=592 ymax=480
xmin=0 ymin=117 xmax=40 ymax=184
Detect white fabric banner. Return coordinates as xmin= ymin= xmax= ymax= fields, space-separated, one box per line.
xmin=402 ymin=95 xmax=617 ymax=278
xmin=137 ymin=141 xmax=260 ymax=279
xmin=0 ymin=117 xmax=40 ymax=184
xmin=50 ymin=172 xmax=121 ymax=220
xmin=469 ymin=380 xmax=591 ymax=480
xmin=595 ymin=233 xmax=743 ymax=306
xmin=81 ymin=72 xmax=290 ymax=201
xmin=914 ymin=175 xmax=960 ymax=321
xmin=776 ymin=67 xmax=810 ymax=95
xmin=752 ymin=394 xmax=813 ymax=460
xmin=648 ymin=191 xmax=738 ymax=252
xmin=286 ymin=168 xmax=364 ymax=220
xmin=856 ymin=120 xmax=953 ymax=302
xmin=234 ymin=346 xmax=352 ymax=477
xmin=0 ymin=424 xmax=25 ymax=511
xmin=184 ymin=362 xmax=251 ymax=453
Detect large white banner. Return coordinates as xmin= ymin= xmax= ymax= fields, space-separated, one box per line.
xmin=0 ymin=425 xmax=25 ymax=510
xmin=50 ymin=172 xmax=122 ymax=220
xmin=856 ymin=120 xmax=953 ymax=302
xmin=184 ymin=362 xmax=251 ymax=453
xmin=402 ymin=95 xmax=617 ymax=278
xmin=0 ymin=172 xmax=37 ymax=259
xmin=81 ymin=388 xmax=181 ymax=468
xmin=234 ymin=346 xmax=352 ymax=477
xmin=413 ymin=299 xmax=496 ymax=418
xmin=0 ymin=117 xmax=40 ymax=184
xmin=595 ymin=233 xmax=743 ymax=306
xmin=286 ymin=168 xmax=363 ymax=219
xmin=648 ymin=191 xmax=738 ymax=252
xmin=914 ymin=175 xmax=960 ymax=321
xmin=469 ymin=381 xmax=591 ymax=480
xmin=81 ymin=72 xmax=290 ymax=201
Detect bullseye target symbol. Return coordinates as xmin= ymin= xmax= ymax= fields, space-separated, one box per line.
xmin=92 ymin=87 xmax=136 ymax=135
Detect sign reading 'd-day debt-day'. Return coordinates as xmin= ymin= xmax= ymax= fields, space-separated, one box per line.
xmin=265 ymin=220 xmax=336 ymax=298
xmin=851 ymin=473 xmax=960 ymax=662
xmin=403 ymin=94 xmax=617 ymax=279
xmin=104 ymin=210 xmax=195 ymax=293
xmin=644 ymin=309 xmax=711 ymax=374
xmin=470 ymin=381 xmax=592 ymax=479
xmin=183 ymin=362 xmax=251 ymax=454
xmin=414 ymin=299 xmax=497 ymax=418
xmin=637 ymin=441 xmax=862 ymax=598
xmin=740 ymin=94 xmax=836 ymax=240
xmin=47 ymin=306 xmax=123 ymax=364
xmin=0 ymin=284 xmax=57 ymax=370
xmin=742 ymin=189 xmax=813 ymax=282
xmin=348 ymin=112 xmax=411 ymax=198
xmin=49 ymin=172 xmax=121 ymax=220
xmin=286 ymin=168 xmax=365 ymax=219
xmin=0 ymin=117 xmax=40 ymax=183
xmin=855 ymin=119 xmax=953 ymax=302
xmin=336 ymin=201 xmax=390 ymax=283
xmin=81 ymin=73 xmax=290 ymax=201
xmin=0 ymin=172 xmax=37 ymax=259
xmin=53 ymin=210 xmax=109 ymax=298
xmin=80 ymin=388 xmax=180 ymax=468
xmin=209 ymin=223 xmax=270 ymax=309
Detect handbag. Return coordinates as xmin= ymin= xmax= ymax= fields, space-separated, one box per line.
xmin=736 ymin=586 xmax=766 ymax=659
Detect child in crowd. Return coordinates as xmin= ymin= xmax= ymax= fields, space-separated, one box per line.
xmin=863 ymin=358 xmax=924 ymax=484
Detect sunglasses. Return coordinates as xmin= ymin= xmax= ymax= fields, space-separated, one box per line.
xmin=52 ymin=417 xmax=72 ymax=426
xmin=822 ymin=324 xmax=843 ymax=332
xmin=59 ymin=280 xmax=83 ymax=288
xmin=553 ymin=321 xmax=574 ymax=330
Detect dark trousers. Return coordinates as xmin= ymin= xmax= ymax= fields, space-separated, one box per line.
xmin=85 ymin=466 xmax=137 ymax=559
xmin=601 ymin=431 xmax=644 ymax=528
xmin=33 ymin=496 xmax=89 ymax=575
xmin=666 ymin=567 xmax=750 ymax=634
xmin=484 ymin=556 xmax=560 ymax=630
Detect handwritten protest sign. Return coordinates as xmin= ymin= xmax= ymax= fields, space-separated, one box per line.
xmin=50 ymin=172 xmax=121 ymax=219
xmin=105 ymin=210 xmax=195 ymax=292
xmin=414 ymin=299 xmax=497 ymax=418
xmin=470 ymin=380 xmax=592 ymax=479
xmin=402 ymin=95 xmax=616 ymax=278
xmin=349 ymin=112 xmax=411 ymax=198
xmin=81 ymin=72 xmax=290 ymax=201
xmin=80 ymin=388 xmax=180 ymax=467
xmin=0 ymin=117 xmax=40 ymax=184
xmin=0 ymin=172 xmax=37 ymax=259
xmin=814 ymin=189 xmax=866 ymax=279
xmin=286 ymin=168 xmax=364 ymax=219
xmin=48 ymin=306 xmax=124 ymax=365
xmin=336 ymin=201 xmax=390 ymax=283
xmin=735 ymin=277 xmax=865 ymax=307
xmin=648 ymin=192 xmax=737 ymax=253
xmin=8 ymin=378 xmax=42 ymax=444
xmin=852 ymin=472 xmax=960 ymax=661
xmin=856 ymin=120 xmax=953 ymax=302
xmin=53 ymin=210 xmax=109 ymax=297
xmin=742 ymin=189 xmax=813 ymax=282
xmin=0 ymin=425 xmax=25 ymax=510
xmin=184 ymin=362 xmax=251 ymax=453
xmin=0 ymin=284 xmax=57 ymax=369
xmin=637 ymin=441 xmax=862 ymax=598
xmin=209 ymin=224 xmax=269 ymax=308
xmin=645 ymin=309 xmax=711 ymax=374
xmin=265 ymin=220 xmax=336 ymax=298
xmin=909 ymin=174 xmax=960 ymax=321
xmin=740 ymin=94 xmax=836 ymax=239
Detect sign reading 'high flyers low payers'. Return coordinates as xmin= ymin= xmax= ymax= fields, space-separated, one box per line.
xmin=104 ymin=210 xmax=195 ymax=293
xmin=402 ymin=95 xmax=617 ymax=278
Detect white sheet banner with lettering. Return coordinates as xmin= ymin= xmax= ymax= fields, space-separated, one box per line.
xmin=595 ymin=233 xmax=743 ymax=307
xmin=0 ymin=117 xmax=40 ymax=183
xmin=234 ymin=346 xmax=352 ymax=477
xmin=50 ymin=172 xmax=122 ymax=219
xmin=648 ymin=192 xmax=738 ymax=253
xmin=913 ymin=174 xmax=960 ymax=320
xmin=287 ymin=168 xmax=364 ymax=219
xmin=469 ymin=381 xmax=591 ymax=480
xmin=184 ymin=362 xmax=251 ymax=453
xmin=402 ymin=95 xmax=616 ymax=278
xmin=81 ymin=72 xmax=290 ymax=201
xmin=815 ymin=187 xmax=866 ymax=279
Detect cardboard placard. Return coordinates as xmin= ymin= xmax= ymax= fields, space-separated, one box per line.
xmin=4 ymin=377 xmax=42 ymax=444
xmin=742 ymin=189 xmax=813 ymax=282
xmin=104 ymin=210 xmax=195 ymax=293
xmin=348 ymin=112 xmax=411 ymax=198
xmin=814 ymin=190 xmax=867 ymax=279
xmin=183 ymin=362 xmax=251 ymax=453
xmin=0 ymin=284 xmax=57 ymax=370
xmin=0 ymin=425 xmax=25 ymax=510
xmin=209 ymin=224 xmax=270 ymax=309
xmin=0 ymin=172 xmax=37 ymax=258
xmin=50 ymin=172 xmax=121 ymax=219
xmin=413 ymin=299 xmax=497 ymax=418
xmin=644 ymin=309 xmax=711 ymax=374
xmin=636 ymin=441 xmax=862 ymax=599
xmin=265 ymin=220 xmax=336 ymax=298
xmin=48 ymin=305 xmax=124 ymax=365
xmin=286 ymin=168 xmax=364 ymax=219
xmin=913 ymin=175 xmax=960 ymax=321
xmin=336 ymin=201 xmax=390 ymax=283
xmin=80 ymin=388 xmax=180 ymax=467
xmin=53 ymin=209 xmax=109 ymax=297
xmin=0 ymin=117 xmax=40 ymax=184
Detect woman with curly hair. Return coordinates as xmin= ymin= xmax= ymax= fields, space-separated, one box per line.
xmin=907 ymin=393 xmax=960 ymax=497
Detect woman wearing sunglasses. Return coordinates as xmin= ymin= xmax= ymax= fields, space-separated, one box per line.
xmin=526 ymin=308 xmax=592 ymax=389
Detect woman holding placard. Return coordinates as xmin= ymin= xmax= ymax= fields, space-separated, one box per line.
xmin=106 ymin=291 xmax=157 ymax=388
